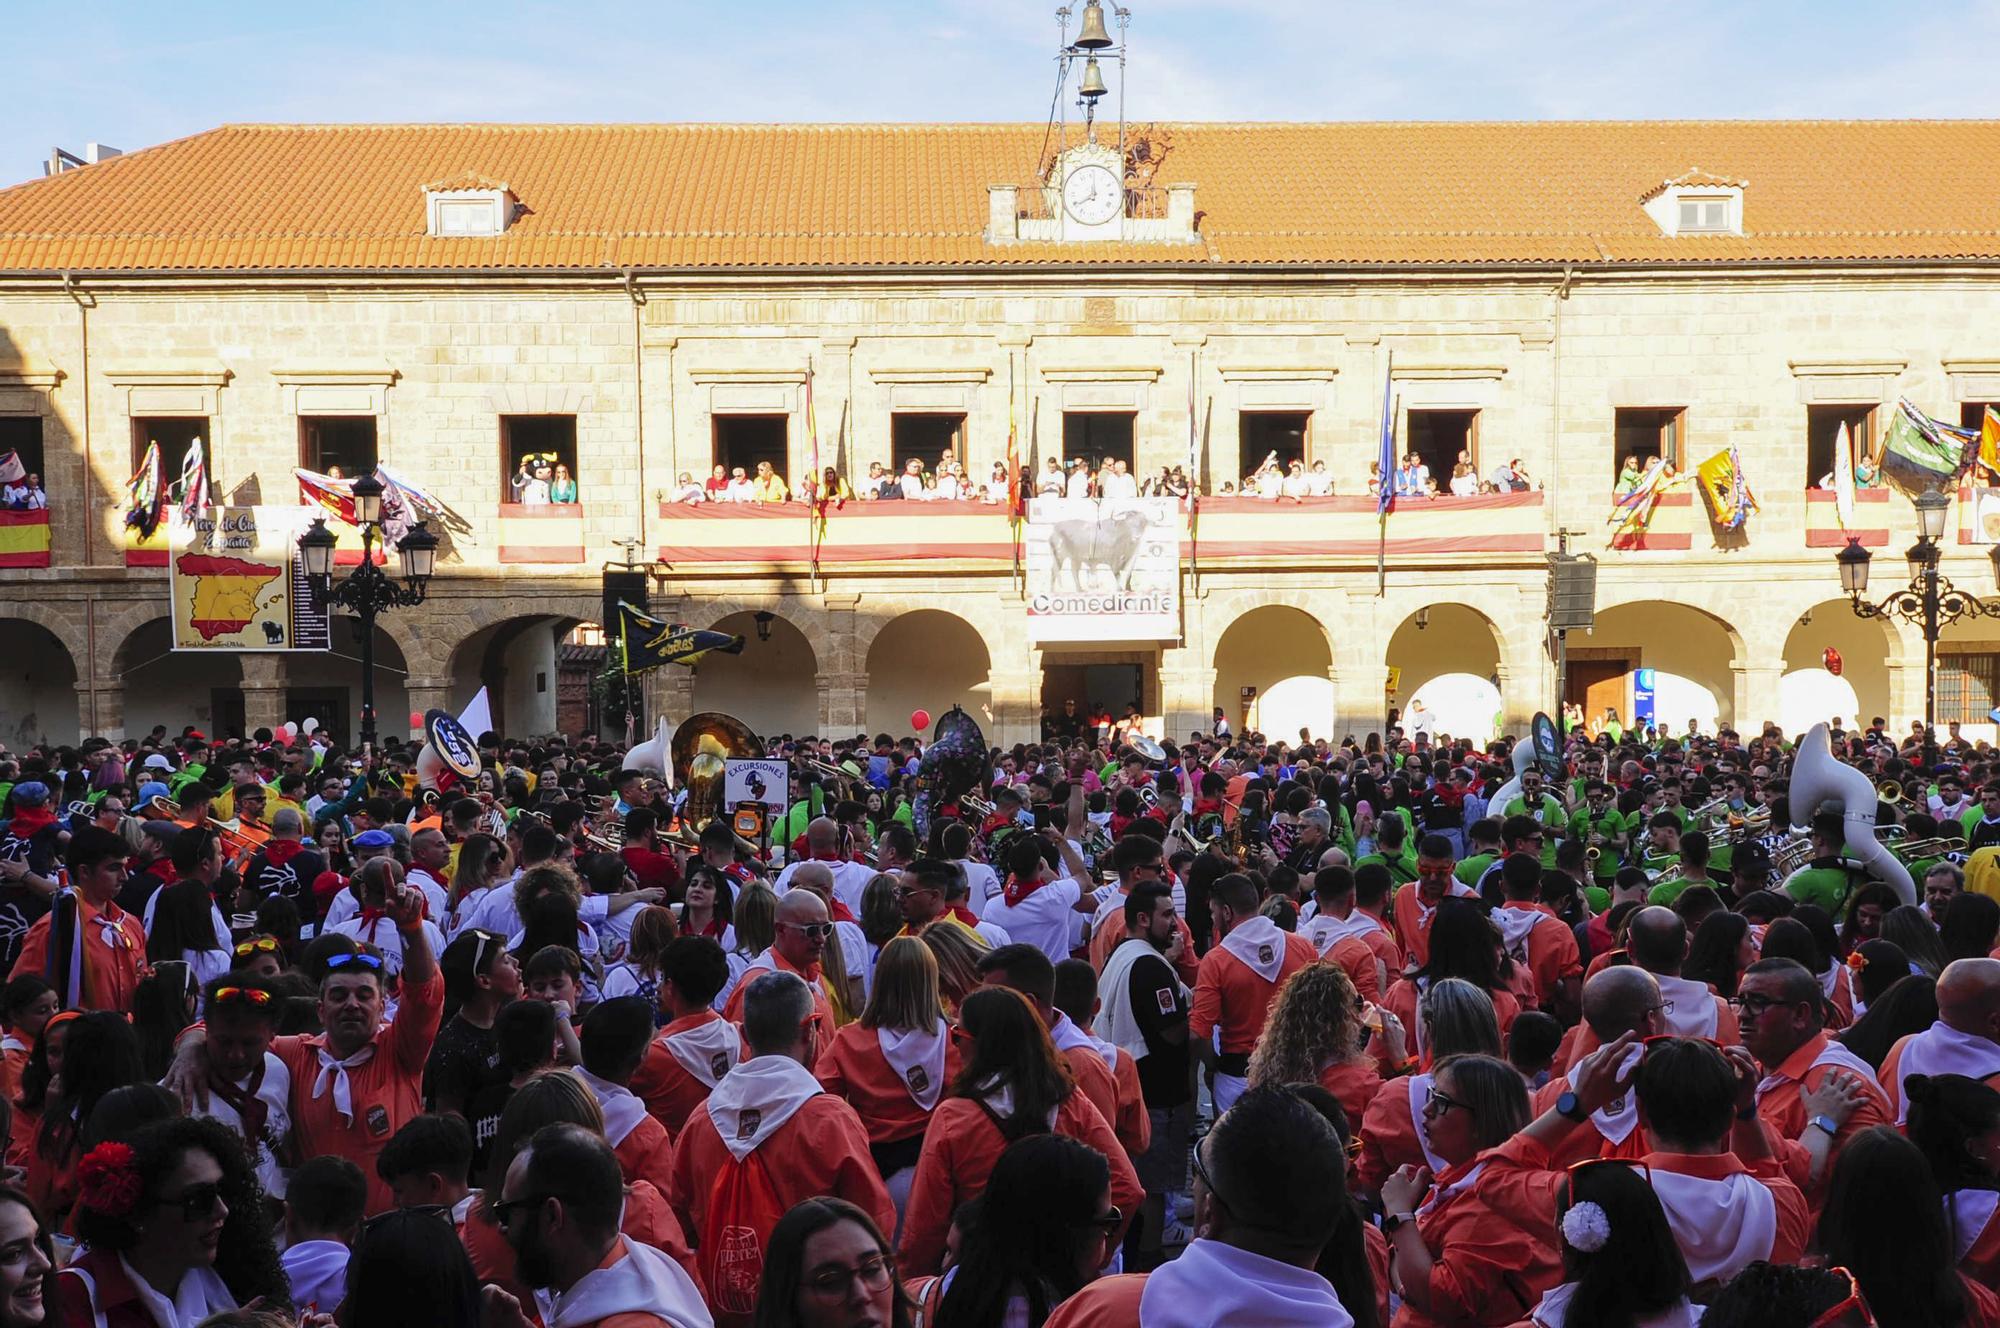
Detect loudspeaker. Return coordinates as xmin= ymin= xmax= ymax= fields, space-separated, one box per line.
xmin=1547 ymin=553 xmax=1597 ymax=631
xmin=602 ymin=570 xmax=648 ymax=630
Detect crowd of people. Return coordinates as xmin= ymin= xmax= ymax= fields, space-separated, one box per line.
xmin=0 ymin=708 xmax=1997 ymax=1326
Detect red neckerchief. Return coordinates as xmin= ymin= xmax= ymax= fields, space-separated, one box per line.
xmin=828 ymin=898 xmax=856 ymax=924
xmin=1193 ymin=798 xmax=1223 ymax=817
xmin=4 ymin=806 xmax=55 ymax=839
xmin=948 ymin=904 xmax=980 ymax=929
xmin=1002 ymin=873 xmax=1049 ymax=908
xmin=699 ymin=916 xmax=728 ymax=939
xmin=1108 ymin=813 xmax=1135 ymax=841
xmin=265 ymin=839 xmax=306 ymax=868
xmin=979 ymin=811 xmax=1012 ymax=836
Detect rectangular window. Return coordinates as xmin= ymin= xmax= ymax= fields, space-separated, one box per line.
xmin=300 ymin=417 xmax=379 ymax=478
xmin=1938 ymin=651 xmax=2000 ymax=725
xmin=1805 ymin=404 xmax=1876 ymax=490
xmin=1613 ymin=408 xmax=1684 ymax=481
xmin=1962 ymin=402 xmax=2000 ymax=433
xmin=0 ymin=416 xmax=44 ymax=486
xmin=1677 ymin=197 xmax=1730 ymax=232
xmin=132 ymin=417 xmax=209 ymax=478
xmin=500 ymin=414 xmax=579 ymax=505
xmin=711 ymin=415 xmax=789 ymax=495
xmin=1239 ymin=411 xmax=1310 ymax=487
xmin=1404 ymin=409 xmax=1478 ymax=495
xmin=1061 ymin=412 xmax=1136 ymax=476
xmin=435 ymin=199 xmax=501 ymax=236
xmin=890 ymin=414 xmax=967 ymax=478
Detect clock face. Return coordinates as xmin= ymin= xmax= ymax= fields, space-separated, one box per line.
xmin=1063 ymin=164 xmax=1122 ymax=225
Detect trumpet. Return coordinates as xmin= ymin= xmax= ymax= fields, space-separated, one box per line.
xmin=961 ymin=794 xmax=997 ymax=819
xmin=801 ymin=757 xmax=856 ymax=785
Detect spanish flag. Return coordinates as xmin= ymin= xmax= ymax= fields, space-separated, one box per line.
xmin=0 ymin=510 xmax=51 ymax=568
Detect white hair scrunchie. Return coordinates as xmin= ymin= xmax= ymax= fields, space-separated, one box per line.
xmin=1561 ymin=1200 xmax=1611 ymax=1253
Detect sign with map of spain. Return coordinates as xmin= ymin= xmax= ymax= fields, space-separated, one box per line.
xmin=168 ymin=507 xmax=330 ymax=651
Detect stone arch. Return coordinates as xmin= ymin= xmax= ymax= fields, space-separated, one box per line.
xmin=1780 ymin=600 xmax=1899 ymax=735
xmin=114 ymin=616 xmax=247 ymax=739
xmin=0 ymin=609 xmax=78 ymax=747
xmin=286 ymin=618 xmax=413 ymax=746
xmin=1210 ymin=604 xmax=1335 ymax=740
xmin=1385 ymin=602 xmax=1506 ymax=742
xmin=446 ymin=612 xmax=602 ymax=739
xmin=865 ymin=610 xmax=993 ymax=734
xmin=1575 ymin=598 xmax=1746 ymax=734
xmin=692 ymin=610 xmax=820 ymax=738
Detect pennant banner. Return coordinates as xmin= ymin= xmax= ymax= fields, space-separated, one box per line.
xmin=124 ymin=442 xmax=165 ymax=539
xmin=0 ymin=451 xmax=23 ymax=485
xmin=1879 ymin=397 xmax=1978 ymax=489
xmin=616 ymin=601 xmax=746 ymax=674
xmin=1695 ymin=446 xmax=1758 ymax=531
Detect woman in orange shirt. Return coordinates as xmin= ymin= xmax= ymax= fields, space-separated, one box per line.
xmin=1247 ymin=962 xmax=1404 ymax=1127
xmin=1379 ymin=901 xmax=1521 ymax=1072
xmin=1356 ymin=979 xmax=1503 ymax=1200
xmin=815 ymin=938 xmax=962 ymax=1231
xmin=0 ymin=978 xmax=55 ymax=1106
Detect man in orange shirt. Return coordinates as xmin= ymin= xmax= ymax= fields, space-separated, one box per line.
xmin=483 ymin=1123 xmax=711 ymax=1328
xmin=632 ymin=937 xmax=742 ymax=1134
xmin=721 ymin=890 xmax=835 ymax=1046
xmin=1738 ymin=957 xmax=1890 ymax=1202
xmin=168 ymin=879 xmax=443 ymax=1215
xmin=11 ymin=826 xmax=149 ymax=1012
xmin=1303 ymin=864 xmax=1394 ymax=1003
xmin=578 ymin=997 xmax=680 ymax=1197
xmin=1189 ymin=873 xmax=1316 ymax=1114
xmin=1390 ymin=835 xmax=1478 ymax=970
xmin=1879 ymin=957 xmax=2000 ymax=1123
xmin=669 ymin=971 xmax=892 ymax=1324
xmin=1491 ymin=853 xmax=1582 ymax=1019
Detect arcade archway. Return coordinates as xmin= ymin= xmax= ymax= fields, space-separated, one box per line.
xmin=1211 ymin=605 xmax=1333 ymax=741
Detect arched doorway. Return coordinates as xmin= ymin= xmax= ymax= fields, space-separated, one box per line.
xmin=1385 ymin=604 xmax=1504 ymax=742
xmin=692 ymin=611 xmax=818 ymax=740
xmin=0 ymin=621 xmax=77 ymax=747
xmin=1781 ymin=602 xmax=1895 ymax=735
xmin=866 ymin=611 xmax=992 ymax=735
xmin=445 ymin=615 xmax=606 ymax=740
xmin=285 ymin=620 xmax=412 ymax=746
xmin=117 ymin=618 xmax=246 ymax=740
xmin=1572 ymin=601 xmax=1742 ymax=736
xmin=1211 ymin=606 xmax=1333 ymax=741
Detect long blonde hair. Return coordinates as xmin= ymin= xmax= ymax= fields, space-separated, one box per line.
xmin=1246 ymin=963 xmax=1368 ymax=1088
xmin=921 ymin=923 xmax=987 ymax=1014
xmin=861 ymin=937 xmax=944 ymax=1033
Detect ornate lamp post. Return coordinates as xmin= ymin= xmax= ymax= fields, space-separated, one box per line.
xmin=1836 ymin=488 xmax=2000 ymax=752
xmin=298 ymin=473 xmax=439 ymax=749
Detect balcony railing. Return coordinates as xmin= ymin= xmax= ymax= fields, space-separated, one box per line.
xmin=0 ymin=509 xmax=49 ymax=568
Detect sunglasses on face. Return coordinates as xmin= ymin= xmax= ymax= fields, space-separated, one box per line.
xmin=491 ymin=1194 xmax=556 ymax=1233
xmin=781 ymin=922 xmax=835 ymax=940
xmin=157 ymin=1182 xmax=224 ymax=1221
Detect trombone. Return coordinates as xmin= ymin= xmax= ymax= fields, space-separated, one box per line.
xmin=1877 ymin=780 xmax=1905 ymax=805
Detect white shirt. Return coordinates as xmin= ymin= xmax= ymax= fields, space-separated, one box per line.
xmin=955 ymin=859 xmax=1002 ymax=917
xmin=1280 ymin=471 xmax=1310 ymax=498
xmin=980 ymin=877 xmax=1084 ymax=965
xmin=724 ymin=478 xmax=754 ymax=502
xmin=1037 ymin=470 xmax=1065 ymax=496
xmin=899 ymin=473 xmax=927 ymax=500
xmin=1101 ymin=471 xmax=1139 ymax=499
xmin=190 ymin=1050 xmax=293 ymax=1197
xmin=1306 ymin=470 xmax=1334 ymax=496
xmin=1065 ymin=471 xmax=1092 ymax=498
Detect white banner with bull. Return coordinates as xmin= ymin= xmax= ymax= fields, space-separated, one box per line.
xmin=1024 ymin=497 xmax=1180 ymax=642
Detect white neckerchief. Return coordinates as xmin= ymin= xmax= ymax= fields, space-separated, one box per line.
xmin=1650 ymin=1165 xmax=1778 ymax=1284
xmin=876 ymin=1018 xmax=949 ymax=1111
xmin=1307 ymin=909 xmax=1380 ymax=957
xmin=118 ymin=1253 xmax=237 ymax=1328
xmin=976 ymin=1076 xmax=1059 ymax=1132
xmin=1531 ymin=1280 xmax=1699 ymax=1328
xmin=1653 ymin=975 xmax=1721 ymax=1040
xmin=1755 ymin=1035 xmax=1877 ymax=1104
xmin=312 ymin=1043 xmax=377 ymax=1124
xmin=1415 ymin=1159 xmax=1486 ymax=1218
xmin=1949 ymin=1188 xmax=2000 ymax=1267
xmin=703 ymin=1054 xmax=823 ymax=1162
xmin=1896 ymin=1022 xmax=2000 ymax=1123
xmin=1590 ymin=1043 xmax=1646 ymax=1145
xmin=1217 ymin=915 xmax=1287 ymax=983
xmin=1406 ymin=1073 xmax=1450 ymax=1172
xmin=574 ymin=1068 xmax=649 ymax=1148
xmin=1492 ymin=905 xmax=1544 ymax=963
xmin=1099 ymin=936 xmax=1178 ymax=1063
xmin=662 ymin=1015 xmax=742 ymax=1087
xmin=541 ymin=1238 xmax=712 ymax=1328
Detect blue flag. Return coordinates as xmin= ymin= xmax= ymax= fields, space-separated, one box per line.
xmin=1377 ymin=350 xmax=1396 ymax=516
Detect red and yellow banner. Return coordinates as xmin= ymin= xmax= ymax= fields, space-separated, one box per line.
xmin=498 ymin=504 xmax=585 ymax=564
xmin=0 ymin=510 xmax=50 ymax=568
xmin=1807 ymin=487 xmax=1889 ymax=548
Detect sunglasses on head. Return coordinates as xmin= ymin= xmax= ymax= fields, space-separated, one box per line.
xmin=234 ymin=937 xmax=280 ymax=957
xmin=211 ymin=987 xmax=273 ymax=1007
xmin=325 ymin=952 xmax=385 ymax=973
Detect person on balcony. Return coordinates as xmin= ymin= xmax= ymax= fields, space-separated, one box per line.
xmin=1038 ymin=458 xmax=1066 ymax=497
xmin=672 ymin=472 xmax=707 ymax=503
xmin=752 ymin=460 xmax=790 ymax=502
xmin=1306 ymin=460 xmax=1333 ymax=496
xmin=510 ymin=455 xmax=552 ymax=506
xmin=1102 ymin=459 xmax=1139 ymax=499
xmin=1616 ymin=453 xmax=1646 ymax=496
xmin=1065 ymin=459 xmax=1092 ymax=499
xmin=898 ymin=459 xmax=928 ymax=501
xmin=809 ymin=466 xmax=852 ymax=507
xmin=2 ymin=474 xmax=43 ymax=510
xmin=1450 ymin=462 xmax=1478 ymax=496
xmin=724 ymin=467 xmax=754 ymax=501
xmin=1281 ymin=459 xmax=1311 ymax=500
xmin=934 ymin=467 xmax=964 ymax=500
xmin=704 ymin=463 xmax=730 ymax=498
xmin=549 ymin=463 xmax=578 ymax=504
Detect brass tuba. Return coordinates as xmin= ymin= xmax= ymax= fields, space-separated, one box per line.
xmin=914 ymin=706 xmax=988 ymax=842
xmin=671 ymin=712 xmax=765 ymax=835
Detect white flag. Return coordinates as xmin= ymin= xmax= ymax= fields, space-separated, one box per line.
xmin=1833 ymin=422 xmax=1855 ymax=529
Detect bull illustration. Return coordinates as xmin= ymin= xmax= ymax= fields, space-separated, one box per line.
xmin=1047 ymin=509 xmax=1153 ymax=591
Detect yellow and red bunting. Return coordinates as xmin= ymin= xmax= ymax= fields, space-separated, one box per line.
xmin=1608 ymin=490 xmax=1695 ymax=551
xmin=0 ymin=510 xmax=50 ymax=568
xmin=1809 ymin=487 xmax=1889 ymax=548
xmin=655 ymin=492 xmax=1545 ymax=569
xmin=498 ymin=503 xmax=585 ymax=564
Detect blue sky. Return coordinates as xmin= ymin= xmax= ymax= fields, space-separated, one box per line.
xmin=9 ymin=0 xmax=2000 ymax=186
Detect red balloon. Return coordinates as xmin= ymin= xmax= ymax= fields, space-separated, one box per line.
xmin=911 ymin=709 xmax=932 ymax=732
xmin=1823 ymin=647 xmax=1844 ymax=677
xmin=270 ymin=731 xmax=290 ymax=748
xmin=409 ymin=710 xmax=424 ymax=728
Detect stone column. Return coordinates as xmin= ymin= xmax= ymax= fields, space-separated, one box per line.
xmin=1493 ymin=662 xmax=1539 ymax=739
xmin=1729 ymin=655 xmax=1787 ymax=734
xmin=640 ymin=666 xmax=695 ymax=733
xmin=818 ymin=594 xmax=864 ymax=736
xmin=238 ymin=654 xmax=289 ymax=737
xmin=1331 ymin=663 xmax=1390 ymax=740
xmin=1884 ymin=653 xmax=1927 ymax=733
xmin=402 ymin=675 xmax=456 ymax=732
xmin=988 ymin=667 xmax=1043 ymax=748
xmin=818 ymin=672 xmax=867 ymax=737
xmin=1158 ymin=653 xmax=1217 ymax=747
xmin=74 ymin=676 xmax=124 ymax=742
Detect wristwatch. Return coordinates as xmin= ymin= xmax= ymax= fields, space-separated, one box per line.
xmin=1382 ymin=1211 xmax=1413 ymax=1234
xmin=1808 ymin=1114 xmax=1839 ymax=1138
xmin=1556 ymin=1090 xmax=1588 ymax=1123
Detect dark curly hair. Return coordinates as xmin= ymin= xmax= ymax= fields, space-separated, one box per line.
xmin=73 ymin=1116 xmax=289 ymax=1308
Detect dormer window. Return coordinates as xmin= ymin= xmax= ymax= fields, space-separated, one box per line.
xmin=1641 ymin=169 xmax=1745 ymax=238
xmin=423 ymin=175 xmax=518 ymax=238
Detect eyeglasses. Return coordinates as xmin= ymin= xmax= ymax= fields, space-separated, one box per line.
xmin=891 ymin=887 xmax=937 ymax=902
xmin=780 ymin=922 xmax=835 ymax=940
xmin=1189 ymin=1140 xmax=1229 ymax=1212
xmin=211 ymin=987 xmax=273 ymax=1007
xmin=491 ymin=1194 xmax=560 ymax=1233
xmin=1729 ymin=992 xmax=1803 ymax=1019
xmin=1809 ymin=1266 xmax=1874 ymax=1328
xmin=234 ymin=937 xmax=281 ymax=957
xmin=325 ymin=952 xmax=385 ymax=972
xmin=156 ymin=1182 xmax=224 ymax=1221
xmin=1082 ymin=1205 xmax=1123 ymax=1237
xmin=1423 ymin=1085 xmax=1472 ymax=1119
xmin=804 ymin=1253 xmax=895 ymax=1301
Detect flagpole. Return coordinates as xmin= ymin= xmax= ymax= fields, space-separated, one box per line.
xmin=1378 ymin=391 xmax=1398 ymax=598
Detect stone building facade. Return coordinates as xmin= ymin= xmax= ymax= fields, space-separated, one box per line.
xmin=2 ymin=122 xmax=1998 ymax=748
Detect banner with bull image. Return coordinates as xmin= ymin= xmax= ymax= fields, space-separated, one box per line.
xmin=1024 ymin=497 xmax=1180 ymax=642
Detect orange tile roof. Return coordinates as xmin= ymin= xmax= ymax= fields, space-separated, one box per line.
xmin=2 ymin=120 xmax=1999 ymax=272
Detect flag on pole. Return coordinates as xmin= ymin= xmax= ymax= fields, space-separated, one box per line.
xmin=1376 ymin=351 xmax=1396 ymax=518
xmin=1007 ymin=374 xmax=1024 ymax=523
xmin=1607 ymin=457 xmax=1668 ymax=540
xmin=1695 ymin=446 xmax=1758 ymax=530
xmin=176 ymin=439 xmax=211 ymax=526
xmin=123 ymin=442 xmax=165 ymax=538
xmin=617 ymin=601 xmax=746 ymax=673
xmin=1832 ymin=421 xmax=1856 ymax=528
xmin=1978 ymin=406 xmax=2000 ymax=484
xmin=1186 ymin=350 xmax=1202 ymax=579
xmin=0 ymin=451 xmax=22 ymax=485
xmin=805 ymin=360 xmax=824 ymax=572
xmin=1879 ymin=397 xmax=1978 ymax=488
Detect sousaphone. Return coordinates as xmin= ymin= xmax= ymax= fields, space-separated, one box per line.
xmin=915 ymin=706 xmax=988 ymax=841
xmin=671 ymin=712 xmax=765 ymax=833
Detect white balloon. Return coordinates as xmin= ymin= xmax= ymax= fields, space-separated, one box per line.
xmin=281 ymin=721 xmax=298 ymax=737
xmin=302 ymin=717 xmax=320 ymax=735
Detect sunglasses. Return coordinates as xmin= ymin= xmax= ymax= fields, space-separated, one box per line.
xmin=781 ymin=922 xmax=835 ymax=940
xmin=464 ymin=929 xmax=504 ymax=976
xmin=157 ymin=1182 xmax=225 ymax=1221
xmin=491 ymin=1194 xmax=560 ymax=1233
xmin=211 ymin=987 xmax=273 ymax=1007
xmin=234 ymin=937 xmax=281 ymax=957
xmin=325 ymin=952 xmax=385 ymax=973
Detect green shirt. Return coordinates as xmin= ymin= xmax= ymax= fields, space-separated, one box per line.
xmin=1455 ymin=852 xmax=1497 ymax=888
xmin=1504 ymin=794 xmax=1565 ymax=867
xmin=1355 ymin=850 xmax=1418 ymax=886
xmin=1785 ymin=865 xmax=1853 ymax=915
xmin=1567 ymin=807 xmax=1629 ymax=879
xmin=1646 ymin=877 xmax=1693 ymax=907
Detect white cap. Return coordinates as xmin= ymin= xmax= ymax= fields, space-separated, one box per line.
xmin=142 ymin=754 xmax=173 ymax=771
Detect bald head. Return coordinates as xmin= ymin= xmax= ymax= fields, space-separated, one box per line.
xmin=805 ymin=817 xmax=839 ymax=854
xmin=1626 ymin=906 xmax=1688 ymax=975
xmin=1316 ymin=845 xmax=1351 ymax=871
xmin=776 ymin=888 xmax=829 ymax=926
xmin=788 ymin=862 xmax=835 ymax=901
xmin=1937 ymin=958 xmax=2000 ymax=1038
xmin=1582 ymin=966 xmax=1664 ymax=1041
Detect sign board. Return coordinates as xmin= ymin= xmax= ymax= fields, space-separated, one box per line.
xmin=1385 ymin=667 xmax=1402 ymax=695
xmin=1633 ymin=668 xmax=1657 ymax=728
xmin=424 ymin=709 xmax=482 ymax=780
xmin=169 ymin=507 xmax=330 ymax=651
xmin=1024 ymin=497 xmax=1179 ymax=643
xmin=724 ymin=758 xmax=790 ymax=810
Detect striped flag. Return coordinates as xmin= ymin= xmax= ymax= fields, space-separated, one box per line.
xmin=123 ymin=442 xmax=165 ymax=538
xmin=176 ymin=439 xmax=211 ymax=526
xmin=805 ymin=360 xmax=824 ymax=571
xmin=1377 ymin=351 xmax=1396 ymax=516
xmin=1833 ymin=422 xmax=1856 ymax=529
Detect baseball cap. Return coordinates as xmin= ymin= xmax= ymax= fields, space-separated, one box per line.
xmin=10 ymin=782 xmax=49 ymax=808
xmin=352 ymin=829 xmax=395 ymax=849
xmin=138 ymin=781 xmax=172 ymax=805
xmin=142 ymin=754 xmax=174 ymax=771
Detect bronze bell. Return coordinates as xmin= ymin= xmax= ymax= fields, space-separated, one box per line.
xmin=1078 ymin=56 xmax=1108 ymax=100
xmin=1074 ymin=0 xmax=1113 ymax=49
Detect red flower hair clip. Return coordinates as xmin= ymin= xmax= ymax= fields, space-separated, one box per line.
xmin=1846 ymin=949 xmax=1869 ymax=972
xmin=77 ymin=1142 xmax=142 ymax=1217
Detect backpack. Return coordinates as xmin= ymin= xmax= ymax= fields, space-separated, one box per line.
xmin=699 ymin=1145 xmax=789 ymax=1317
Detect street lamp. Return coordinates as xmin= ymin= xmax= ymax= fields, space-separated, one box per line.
xmin=1835 ymin=487 xmax=2000 ymax=754
xmin=299 ymin=503 xmax=438 ymax=750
